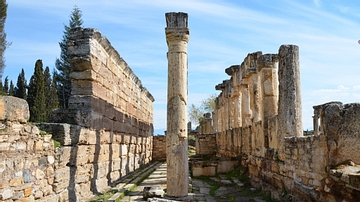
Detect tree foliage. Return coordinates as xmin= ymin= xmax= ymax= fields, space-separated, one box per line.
xmin=27 ymin=60 xmax=46 ymax=122
xmin=8 ymin=80 xmax=13 ymax=95
xmin=44 ymin=67 xmax=59 ymax=120
xmin=188 ymin=94 xmax=217 ymax=126
xmin=3 ymin=75 xmax=8 ymax=94
xmin=14 ymin=69 xmax=27 ymax=99
xmin=55 ymin=6 xmax=83 ymax=108
xmin=0 ymin=0 xmax=11 ymax=81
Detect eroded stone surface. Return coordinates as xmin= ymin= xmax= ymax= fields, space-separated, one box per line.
xmin=165 ymin=12 xmax=189 ymax=198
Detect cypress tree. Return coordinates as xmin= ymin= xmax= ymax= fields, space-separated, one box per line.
xmin=27 ymin=60 xmax=46 ymax=122
xmin=3 ymin=76 xmax=8 ymax=94
xmin=55 ymin=6 xmax=83 ymax=108
xmin=0 ymin=81 xmax=3 ymax=95
xmin=43 ymin=66 xmax=59 ymax=120
xmin=9 ymin=80 xmax=13 ymax=96
xmin=15 ymin=69 xmax=27 ymax=99
xmin=0 ymin=0 xmax=11 ymax=81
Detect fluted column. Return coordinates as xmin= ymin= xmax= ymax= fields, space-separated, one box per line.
xmin=165 ymin=12 xmax=189 ymax=197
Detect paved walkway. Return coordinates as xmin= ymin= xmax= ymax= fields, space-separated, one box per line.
xmin=102 ymin=161 xmax=268 ymax=202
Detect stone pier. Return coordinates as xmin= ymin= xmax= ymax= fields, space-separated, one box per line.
xmin=277 ymin=45 xmax=302 ymax=139
xmin=165 ymin=12 xmax=189 ymax=197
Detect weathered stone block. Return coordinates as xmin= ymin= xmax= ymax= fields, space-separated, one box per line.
xmin=1 ymin=188 xmax=13 ymax=200
xmin=0 ymin=96 xmax=29 ymax=123
xmin=9 ymin=177 xmax=23 ymax=187
xmin=217 ymin=161 xmax=237 ymax=173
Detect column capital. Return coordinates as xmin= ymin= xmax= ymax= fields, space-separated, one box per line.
xmin=165 ymin=12 xmax=188 ymax=28
xmin=165 ymin=12 xmax=189 ymax=44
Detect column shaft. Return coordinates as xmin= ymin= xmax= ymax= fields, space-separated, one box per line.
xmin=165 ymin=12 xmax=189 ymax=197
xmin=277 ymin=45 xmax=302 ymax=138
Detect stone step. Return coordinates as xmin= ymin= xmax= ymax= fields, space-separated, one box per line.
xmin=112 ymin=161 xmax=158 ymax=189
xmin=107 ymin=161 xmax=163 ymax=202
xmin=230 ymin=177 xmax=244 ymax=187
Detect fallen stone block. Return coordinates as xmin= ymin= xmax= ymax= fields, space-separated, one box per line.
xmin=143 ymin=186 xmax=165 ymax=199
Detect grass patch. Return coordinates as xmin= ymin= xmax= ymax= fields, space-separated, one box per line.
xmin=225 ymin=194 xmax=236 ymax=202
xmin=88 ymin=165 xmax=156 ymax=202
xmin=52 ymin=139 xmax=61 ymax=148
xmin=225 ymin=164 xmax=250 ymax=186
xmin=39 ymin=129 xmax=48 ymax=135
xmin=87 ymin=189 xmax=118 ymax=202
xmin=196 ymin=176 xmax=221 ymax=197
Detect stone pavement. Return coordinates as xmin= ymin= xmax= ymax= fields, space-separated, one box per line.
xmin=102 ymin=161 xmax=268 ymax=202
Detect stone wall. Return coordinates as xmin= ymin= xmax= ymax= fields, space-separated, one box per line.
xmin=37 ymin=123 xmax=153 ymax=202
xmin=0 ymin=97 xmax=57 ymax=201
xmin=205 ymin=45 xmax=360 ymax=201
xmin=152 ymin=136 xmax=166 ymax=161
xmin=195 ymin=134 xmax=216 ymax=155
xmin=59 ymin=27 xmax=154 ymax=133
xmin=49 ymin=28 xmax=154 ymax=201
xmin=1 ymin=27 xmax=155 ymax=201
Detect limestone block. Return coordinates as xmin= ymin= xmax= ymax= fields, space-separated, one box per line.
xmin=11 ymin=124 xmax=23 ymax=134
xmin=34 ymin=189 xmax=43 ymax=199
xmin=0 ymin=142 xmax=10 ymax=151
xmin=35 ymin=169 xmax=45 ymax=180
xmin=33 ymin=140 xmax=43 ymax=151
xmin=54 ymin=166 xmax=70 ymax=184
xmin=24 ymin=187 xmax=32 ymax=197
xmin=46 ymin=166 xmax=55 ymax=177
xmin=10 ymin=177 xmax=24 ymax=187
xmin=93 ymin=161 xmax=110 ymax=179
xmin=47 ymin=156 xmax=55 ymax=165
xmin=0 ymin=134 xmax=8 ymax=142
xmin=143 ymin=186 xmax=165 ymax=199
xmin=110 ymin=170 xmax=120 ymax=181
xmin=73 ymin=185 xmax=91 ymax=202
xmin=0 ymin=96 xmax=29 ymax=123
xmin=95 ymin=178 xmax=109 ymax=193
xmin=70 ymin=69 xmax=96 ymax=81
xmin=99 ymin=130 xmax=112 ymax=144
xmin=75 ymin=173 xmax=90 ymax=184
xmin=248 ymin=164 xmax=259 ymax=177
xmin=1 ymin=188 xmax=13 ymax=200
xmin=112 ymin=158 xmax=121 ymax=170
xmin=57 ymin=189 xmax=69 ymax=201
xmin=111 ymin=144 xmax=120 ymax=160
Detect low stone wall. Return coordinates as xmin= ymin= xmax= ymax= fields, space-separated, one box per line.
xmin=38 ymin=123 xmax=153 ymax=201
xmin=152 ymin=136 xmax=166 ymax=161
xmin=195 ymin=134 xmax=216 ymax=155
xmin=204 ymin=45 xmax=360 ymax=201
xmin=0 ymin=97 xmax=57 ymax=201
xmin=0 ymin=97 xmax=154 ymax=202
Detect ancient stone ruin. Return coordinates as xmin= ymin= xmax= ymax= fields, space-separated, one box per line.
xmin=194 ymin=45 xmax=360 ymax=201
xmin=0 ymin=28 xmax=155 ymax=201
xmin=165 ymin=12 xmax=190 ymax=198
xmin=1 ymin=12 xmax=360 ymax=202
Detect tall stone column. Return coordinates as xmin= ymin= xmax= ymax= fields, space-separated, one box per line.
xmin=277 ymin=45 xmax=302 ymax=138
xmin=165 ymin=12 xmax=189 ymax=197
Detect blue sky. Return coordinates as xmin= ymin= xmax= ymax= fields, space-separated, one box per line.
xmin=3 ymin=0 xmax=360 ymax=134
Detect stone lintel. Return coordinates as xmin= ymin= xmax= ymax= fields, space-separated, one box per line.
xmin=313 ymin=101 xmax=343 ymax=110
xmin=225 ymin=65 xmax=240 ymax=76
xmin=257 ymin=54 xmax=279 ymax=71
xmin=215 ymin=80 xmax=230 ymax=91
